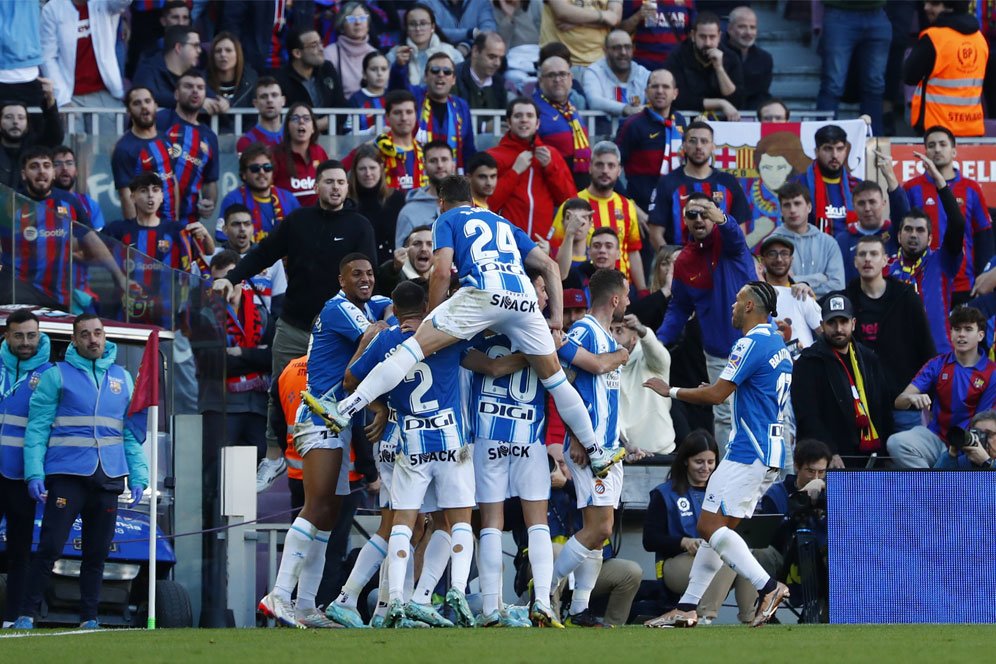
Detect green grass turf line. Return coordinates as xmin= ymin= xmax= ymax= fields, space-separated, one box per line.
xmin=2 ymin=625 xmax=992 ymax=663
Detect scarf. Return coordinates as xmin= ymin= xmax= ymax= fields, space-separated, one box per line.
xmin=224 ymin=284 xmax=269 ymax=393
xmin=540 ymin=92 xmax=591 ymax=175
xmin=750 ymin=178 xmax=780 ymax=216
xmin=834 ymin=343 xmax=881 ymax=453
xmin=416 ymin=95 xmax=464 ymax=169
xmin=179 ymin=227 xmax=211 ymax=275
xmin=895 ymin=250 xmax=927 ymax=294
xmin=645 ymin=107 xmax=683 ymax=176
xmin=375 ymin=131 xmax=426 ymax=190
xmin=803 ymin=162 xmax=856 ymax=235
xmin=330 ymin=35 xmax=377 ymax=97
xmin=242 ymin=186 xmax=285 ymax=242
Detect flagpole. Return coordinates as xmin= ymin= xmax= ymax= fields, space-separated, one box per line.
xmin=147 ymin=404 xmax=159 ymax=630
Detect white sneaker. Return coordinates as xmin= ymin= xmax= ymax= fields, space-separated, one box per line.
xmin=256 ymin=457 xmax=287 ymax=493
xmin=258 ymin=592 xmax=299 ymax=628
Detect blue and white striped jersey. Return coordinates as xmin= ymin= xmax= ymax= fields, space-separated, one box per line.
xmin=470 ymin=334 xmax=546 ymax=445
xmin=432 ymin=205 xmax=538 ymax=294
xmin=561 ymin=315 xmax=621 ymax=451
xmin=349 ymin=325 xmax=470 ymax=456
xmin=719 ymin=323 xmax=793 ymax=468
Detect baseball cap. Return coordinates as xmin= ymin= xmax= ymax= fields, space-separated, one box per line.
xmin=759 ymin=235 xmax=794 ymax=255
xmin=821 ymin=294 xmax=854 ymax=323
xmin=564 ymin=289 xmax=588 ymax=310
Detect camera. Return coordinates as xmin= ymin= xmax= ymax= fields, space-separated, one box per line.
xmin=947 ymin=426 xmax=986 ymax=451
xmin=788 ymin=487 xmax=826 ymax=522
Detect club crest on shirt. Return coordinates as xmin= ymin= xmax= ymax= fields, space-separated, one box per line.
xmin=29 ymin=374 xmax=41 ymax=389
xmin=109 ymin=378 xmax=123 ymax=394
xmin=712 ymin=191 xmax=725 ymax=205
xmin=975 ymin=377 xmax=986 ymax=389
xmin=157 ymin=238 xmax=172 ymax=254
xmin=56 ymin=497 xmax=67 ymax=508
xmin=614 ymin=208 xmax=625 ymax=222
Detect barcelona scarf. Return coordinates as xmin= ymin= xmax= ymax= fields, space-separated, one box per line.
xmin=223 ymin=285 xmax=268 ymax=393
xmin=835 ymin=344 xmax=881 ymax=453
xmin=179 ymin=227 xmax=211 ymax=275
xmin=803 ymin=162 xmax=856 ymax=235
xmin=540 ymin=92 xmax=591 ymax=175
xmin=416 ymin=95 xmax=464 ymax=169
xmin=242 ymin=187 xmax=285 ymax=242
xmin=375 ymin=131 xmax=426 ymax=191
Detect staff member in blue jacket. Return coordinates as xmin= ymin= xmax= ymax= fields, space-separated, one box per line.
xmin=0 ymin=309 xmax=52 ymax=628
xmin=14 ymin=314 xmax=148 ymax=630
xmin=642 ymin=430 xmax=757 ymax=625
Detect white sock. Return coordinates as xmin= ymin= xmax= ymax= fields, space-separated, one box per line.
xmin=340 ymin=337 xmax=423 ymax=417
xmin=542 ymin=371 xmax=597 ymax=450
xmin=413 ymin=529 xmax=451 ymax=604
xmin=552 ymin=535 xmax=590 ymax=587
xmin=710 ymin=526 xmax=771 ymax=590
xmin=569 ymin=549 xmax=603 ymax=615
xmin=527 ymin=524 xmax=554 ymax=608
xmin=337 ymin=534 xmax=388 ymax=608
xmin=478 ymin=527 xmax=503 ymax=614
xmin=404 ymin=546 xmax=415 ymax=601
xmin=273 ymin=517 xmax=317 ymax=601
xmin=678 ymin=542 xmax=724 ymax=606
xmin=295 ymin=529 xmax=331 ymax=611
xmin=388 ymin=525 xmax=412 ymax=602
xmin=449 ymin=523 xmax=474 ymax=594
xmin=374 ymin=561 xmax=389 ymax=617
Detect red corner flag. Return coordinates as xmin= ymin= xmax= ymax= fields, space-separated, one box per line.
xmin=127 ymin=329 xmax=160 ymax=442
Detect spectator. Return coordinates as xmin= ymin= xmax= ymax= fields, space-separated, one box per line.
xmin=129 ymin=0 xmax=191 ymax=79
xmin=487 ymin=96 xmax=576 ymax=239
xmin=212 ymin=159 xmax=377 ymax=492
xmin=889 ymin=164 xmax=965 ymax=355
xmin=213 ymin=204 xmax=287 ymax=315
xmin=768 ymin=182 xmax=846 ymax=298
xmin=219 ymin=0 xmax=314 ymax=76
xmin=272 ymin=103 xmax=330 ymax=207
xmin=889 ymin=306 xmax=996 ymax=468
xmin=467 ymin=151 xmax=499 ymax=208
xmin=207 ymin=32 xmax=258 ymax=113
xmin=758 ymin=236 xmax=822 ymax=350
xmin=540 ymin=0 xmax=622 ymax=69
xmin=0 ymin=93 xmax=65 ymax=190
xmin=387 ymin=3 xmax=464 ymax=88
xmin=642 ymin=430 xmax=757 ymax=624
xmin=236 ymin=77 xmax=287 ymax=153
xmin=324 ymin=1 xmax=379 ymax=99
xmin=346 ymin=52 xmax=390 ymax=134
xmin=217 ymin=142 xmax=301 ymax=243
xmin=317 ymin=1 xmax=403 ymax=54
xmin=0 ymin=2 xmax=45 ymax=108
xmin=844 ymin=235 xmax=936 ymax=433
xmin=664 ymin=11 xmax=744 ymax=120
xmin=656 ymin=193 xmax=755 ymax=449
xmin=792 ymin=294 xmax=894 ymax=467
xmin=134 ymin=26 xmax=226 ymax=115
xmin=905 ymin=0 xmax=988 ymax=137
xmin=426 ymin=0 xmax=498 ymax=55
xmin=722 ymin=6 xmax=772 ymax=111
xmin=344 ymin=90 xmax=425 ymax=193
xmin=629 ymin=245 xmax=676 ymax=331
xmin=796 ymin=124 xmax=860 ymax=236
xmin=39 ymin=0 xmax=128 ymax=135
xmin=620 ymin=0 xmax=695 ymax=71
xmin=156 ymin=70 xmax=221 ymax=226
xmin=647 ymin=120 xmax=751 ymax=249
xmin=52 ymin=145 xmax=105 ymax=231
xmin=816 ymin=1 xmax=891 ymax=135
xmin=557 ymin=212 xmax=623 ymax=293
xmin=493 ymin=0 xmax=542 ymax=50
xmin=756 ymin=97 xmax=789 ymax=122
xmin=611 ymin=313 xmax=674 ymax=454
xmin=934 ymin=410 xmax=996 ymax=469
xmin=836 ymin=176 xmax=906 ymax=284
xmin=532 ymin=55 xmax=592 ymax=190
xmin=377 ymin=224 xmax=433 ymax=297
xmin=582 ymin=30 xmax=652 ymax=128
xmin=615 ymin=68 xmax=687 ymax=213
xmin=347 ymin=143 xmax=408 ymax=265
xmin=902 ymin=125 xmax=994 ymax=301
xmin=110 ymin=88 xmax=177 ymax=221
xmin=275 ymin=28 xmax=348 ymax=134
xmin=389 ymin=52 xmax=477 ymax=172
xmin=16 ymin=314 xmax=148 ymax=630
xmin=455 ymin=32 xmax=508 ymax=131
xmin=394 ymin=140 xmax=456 ymax=248
xmin=549 ymin=141 xmax=648 ymax=293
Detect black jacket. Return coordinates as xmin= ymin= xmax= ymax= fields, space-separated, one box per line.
xmin=664 ymin=40 xmax=744 ymax=112
xmin=455 ymin=61 xmax=508 ymax=113
xmin=844 ymin=277 xmax=936 ymax=392
xmin=791 ymin=337 xmax=895 ymax=457
xmin=721 ymin=35 xmax=772 ymax=110
xmin=0 ymin=102 xmax=64 ymax=189
xmin=275 ymin=60 xmax=348 ymax=112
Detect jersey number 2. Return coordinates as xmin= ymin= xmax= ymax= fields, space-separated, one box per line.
xmin=405 ymin=363 xmax=439 ymax=414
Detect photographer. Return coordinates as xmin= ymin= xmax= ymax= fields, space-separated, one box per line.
xmin=934 ymin=410 xmax=996 ymax=469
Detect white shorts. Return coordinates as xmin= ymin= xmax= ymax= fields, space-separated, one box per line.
xmin=430 ymin=287 xmax=555 ymax=356
xmin=374 ymin=440 xmax=395 ymax=509
xmin=474 ymin=438 xmax=551 ymax=503
xmin=564 ymin=444 xmax=623 ymax=509
xmin=702 ymin=458 xmax=779 ymax=519
xmin=293 ymin=421 xmax=351 ymax=497
xmin=390 ymin=445 xmax=476 ymax=511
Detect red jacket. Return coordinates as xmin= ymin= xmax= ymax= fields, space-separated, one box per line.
xmin=487 ymin=132 xmax=576 ymax=240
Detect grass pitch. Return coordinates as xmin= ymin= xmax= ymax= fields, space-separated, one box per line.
xmin=0 ymin=625 xmax=989 ymax=663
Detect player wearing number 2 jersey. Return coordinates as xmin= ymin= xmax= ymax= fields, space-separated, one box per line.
xmin=330 ymin=175 xmax=624 ymax=477
xmin=643 ymin=278 xmax=793 ymax=630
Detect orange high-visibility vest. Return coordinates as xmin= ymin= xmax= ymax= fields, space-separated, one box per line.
xmin=911 ymin=26 xmax=988 ymax=137
xmin=278 ymin=357 xmax=307 ymax=481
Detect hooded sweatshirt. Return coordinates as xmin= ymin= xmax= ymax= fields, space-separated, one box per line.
xmin=394 ymin=186 xmax=440 ymax=249
xmin=0 ymin=333 xmax=52 ymax=480
xmin=769 ymin=223 xmax=846 ymax=296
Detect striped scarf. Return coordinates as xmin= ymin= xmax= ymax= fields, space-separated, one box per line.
xmin=416 ymin=95 xmax=464 ymax=169
xmin=223 ymin=285 xmax=268 ymax=393
xmin=375 ymin=131 xmax=426 ymax=191
xmin=835 ymin=343 xmax=881 ymax=453
xmin=540 ymin=92 xmax=591 ymax=175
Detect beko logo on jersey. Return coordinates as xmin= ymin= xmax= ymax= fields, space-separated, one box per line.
xmin=291 ymin=176 xmax=316 ymax=191
xmin=408 ymin=449 xmax=458 ymax=465
xmin=478 ymin=402 xmax=536 ymax=421
xmin=487 ymin=444 xmax=532 ymax=460
xmin=490 ymin=293 xmax=536 ymax=313
xmin=403 ymin=410 xmax=456 ymax=432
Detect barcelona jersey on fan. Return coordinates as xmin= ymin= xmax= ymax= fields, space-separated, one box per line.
xmin=111 ymin=132 xmax=177 ymax=221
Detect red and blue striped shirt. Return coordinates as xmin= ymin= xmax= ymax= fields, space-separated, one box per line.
xmin=111 ymin=132 xmax=177 ymax=222
xmin=157 ymin=110 xmax=219 ymax=225
xmin=913 ymin=351 xmax=996 ymax=440
xmin=648 ymin=167 xmax=752 ymax=244
xmin=236 ymin=125 xmax=283 ymax=154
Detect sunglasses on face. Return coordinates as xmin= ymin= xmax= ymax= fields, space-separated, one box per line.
xmin=247 ymin=163 xmax=274 ymax=174
xmin=429 ymin=65 xmax=454 ymax=76
xmin=683 ymin=208 xmax=706 ymax=220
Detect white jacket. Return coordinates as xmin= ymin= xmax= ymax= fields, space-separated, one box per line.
xmin=618 ymin=331 xmax=675 ymax=454
xmin=581 ymin=57 xmax=651 ymax=117
xmin=40 ymin=0 xmax=129 ymax=107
